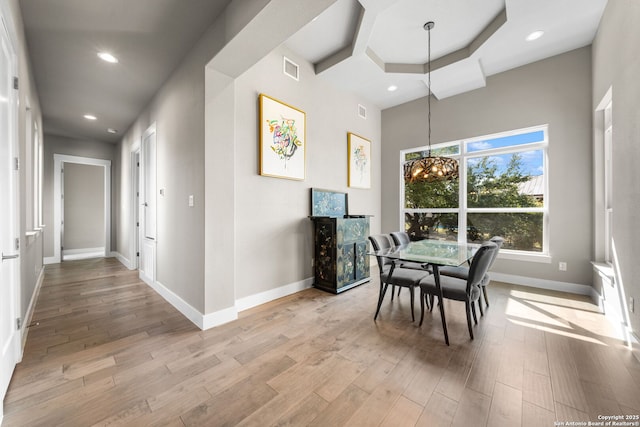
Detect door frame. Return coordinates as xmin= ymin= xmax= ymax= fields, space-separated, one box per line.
xmin=130 ymin=146 xmax=140 ymax=270
xmin=138 ymin=123 xmax=157 ymax=285
xmin=53 ymin=154 xmax=111 ymax=263
xmin=0 ymin=5 xmax=21 ymax=418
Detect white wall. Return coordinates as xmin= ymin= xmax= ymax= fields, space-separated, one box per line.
xmin=382 ymin=47 xmax=593 ymax=289
xmin=592 ymin=1 xmax=640 ymax=336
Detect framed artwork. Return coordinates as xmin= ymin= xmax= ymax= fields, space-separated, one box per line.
xmin=259 ymin=94 xmax=306 ymax=180
xmin=347 ymin=132 xmax=371 ymax=189
xmin=310 ymin=188 xmax=348 ymax=217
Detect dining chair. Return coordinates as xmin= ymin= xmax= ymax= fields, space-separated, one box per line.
xmin=368 ymin=234 xmax=430 ymax=321
xmin=438 ymin=236 xmax=504 ymax=314
xmin=418 ymin=241 xmax=498 ymax=345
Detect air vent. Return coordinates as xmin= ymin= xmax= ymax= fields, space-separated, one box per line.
xmin=358 ymin=104 xmax=367 ymax=119
xmin=283 ymin=56 xmax=299 ymax=81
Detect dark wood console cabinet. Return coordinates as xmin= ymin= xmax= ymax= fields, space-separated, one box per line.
xmin=310 ymin=216 xmax=370 ymax=294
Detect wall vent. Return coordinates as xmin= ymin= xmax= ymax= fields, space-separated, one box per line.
xmin=283 ymin=56 xmax=299 ymax=81
xmin=358 ymin=104 xmax=367 ymax=119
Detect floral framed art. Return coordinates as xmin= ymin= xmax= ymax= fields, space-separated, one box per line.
xmin=259 ymin=94 xmax=306 ymax=180
xmin=348 ymin=132 xmax=371 ymax=189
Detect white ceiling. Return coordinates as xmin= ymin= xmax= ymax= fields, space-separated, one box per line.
xmin=285 ymin=0 xmax=608 ymax=108
xmin=19 ymin=0 xmax=607 ymax=144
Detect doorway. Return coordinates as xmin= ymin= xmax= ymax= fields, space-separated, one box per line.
xmin=61 ymin=163 xmax=105 ymax=260
xmin=138 ymin=124 xmax=156 ymax=285
xmin=53 ymin=155 xmax=111 ymax=264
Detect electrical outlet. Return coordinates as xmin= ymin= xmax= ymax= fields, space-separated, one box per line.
xmin=559 ymin=262 xmax=567 ymax=271
xmin=629 ymin=297 xmax=635 ymax=313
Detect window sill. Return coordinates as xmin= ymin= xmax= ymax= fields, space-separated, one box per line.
xmin=592 ymin=261 xmax=614 ymax=281
xmin=498 ymin=250 xmax=551 ymax=263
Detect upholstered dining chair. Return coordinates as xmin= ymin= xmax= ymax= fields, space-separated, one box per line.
xmin=438 ymin=236 xmax=504 ymax=314
xmin=418 ymin=241 xmax=498 ymax=345
xmin=368 ymin=234 xmax=430 ymax=321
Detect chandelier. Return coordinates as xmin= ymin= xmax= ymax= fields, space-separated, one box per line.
xmin=404 ymin=21 xmax=459 ymax=183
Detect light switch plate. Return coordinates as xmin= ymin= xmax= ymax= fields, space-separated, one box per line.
xmin=188 ymin=195 xmax=194 ymax=207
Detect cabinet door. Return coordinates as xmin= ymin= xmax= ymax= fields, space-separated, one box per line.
xmin=355 ymin=242 xmax=369 ymax=280
xmin=315 ymin=221 xmax=336 ymax=284
xmin=337 ymin=243 xmax=356 ymax=288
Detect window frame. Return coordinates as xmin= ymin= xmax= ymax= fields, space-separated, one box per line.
xmin=399 ymin=125 xmax=550 ymax=263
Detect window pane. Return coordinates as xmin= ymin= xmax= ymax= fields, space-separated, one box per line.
xmin=405 ymin=178 xmax=459 ymax=209
xmin=404 ymin=212 xmax=458 ymax=241
xmin=467 ymin=130 xmax=544 ymax=152
xmin=405 ymin=145 xmax=459 ymax=161
xmin=467 ymin=150 xmax=544 ymax=208
xmin=467 ymin=213 xmax=543 ymax=252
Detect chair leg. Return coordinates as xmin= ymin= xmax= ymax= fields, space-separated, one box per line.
xmin=390 ymin=285 xmax=395 ymax=301
xmin=482 ymin=286 xmax=490 ymax=308
xmin=471 ymin=301 xmax=478 ymax=324
xmin=374 ymin=282 xmax=389 ymax=320
xmin=429 ymin=294 xmax=435 ymax=312
xmin=397 ymin=286 xmax=402 ymax=297
xmin=437 ymin=297 xmax=450 ymax=346
xmin=409 ymin=286 xmax=415 ymax=322
xmin=465 ymin=301 xmax=474 ymax=340
xmin=419 ymin=291 xmax=426 ymax=326
xmin=478 ymin=296 xmax=484 ymax=317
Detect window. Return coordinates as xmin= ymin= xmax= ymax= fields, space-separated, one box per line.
xmin=401 ymin=125 xmax=548 ymax=257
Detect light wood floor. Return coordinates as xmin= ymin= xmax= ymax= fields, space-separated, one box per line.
xmin=4 ymin=258 xmax=640 ymax=426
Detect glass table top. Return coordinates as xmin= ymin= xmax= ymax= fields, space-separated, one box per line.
xmin=371 ymin=239 xmax=479 ymax=267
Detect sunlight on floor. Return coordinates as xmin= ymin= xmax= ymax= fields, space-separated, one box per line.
xmin=502 ymin=286 xmax=629 ymax=346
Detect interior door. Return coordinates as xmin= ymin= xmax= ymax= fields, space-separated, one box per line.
xmin=0 ymin=16 xmax=20 ymax=410
xmin=139 ymin=125 xmax=156 ymax=284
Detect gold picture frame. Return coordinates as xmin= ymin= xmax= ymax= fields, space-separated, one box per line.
xmin=259 ymin=94 xmax=306 ymax=180
xmin=348 ymin=132 xmax=371 ymax=189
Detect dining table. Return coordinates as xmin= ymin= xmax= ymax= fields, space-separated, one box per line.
xmin=369 ymin=238 xmax=479 ymax=341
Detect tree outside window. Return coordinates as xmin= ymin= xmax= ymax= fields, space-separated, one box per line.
xmin=402 ymin=127 xmax=547 ymax=254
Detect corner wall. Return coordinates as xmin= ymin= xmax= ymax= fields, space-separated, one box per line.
xmin=592 ymin=1 xmax=640 ymax=340
xmin=382 ymin=47 xmax=593 ymax=290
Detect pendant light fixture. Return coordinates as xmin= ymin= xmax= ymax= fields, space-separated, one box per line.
xmin=404 ymin=21 xmax=459 ymax=183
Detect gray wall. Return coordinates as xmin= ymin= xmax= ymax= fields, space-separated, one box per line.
xmin=233 ymin=45 xmax=381 ymax=300
xmin=382 ymin=47 xmax=593 ymax=288
xmin=116 ymin=0 xmax=342 ymax=315
xmin=592 ymin=1 xmax=640 ymax=334
xmin=63 ymin=163 xmax=105 ymax=250
xmin=42 ymin=134 xmax=116 ymax=258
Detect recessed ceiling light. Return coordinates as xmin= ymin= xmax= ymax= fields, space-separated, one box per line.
xmin=387 ymin=85 xmax=398 ymax=92
xmin=107 ymin=128 xmax=118 ymax=134
xmin=526 ymin=30 xmax=544 ymax=42
xmin=84 ymin=114 xmax=97 ymax=120
xmin=98 ymin=52 xmax=119 ymax=63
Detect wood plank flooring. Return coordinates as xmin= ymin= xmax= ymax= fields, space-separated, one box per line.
xmin=4 ymin=257 xmax=640 ymax=426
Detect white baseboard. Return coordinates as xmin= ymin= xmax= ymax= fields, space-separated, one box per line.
xmin=141 ymin=274 xmax=313 ymax=331
xmin=235 ymin=277 xmax=314 ymax=312
xmin=490 ymin=272 xmax=593 ymax=297
xmin=62 ymin=247 xmax=105 ymax=261
xmin=43 ymin=256 xmax=57 ymax=265
xmin=202 ymin=306 xmax=238 ymax=330
xmin=149 ymin=280 xmax=207 ymax=330
xmin=19 ymin=266 xmax=45 ymax=360
xmin=111 ymin=251 xmax=133 ymax=270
